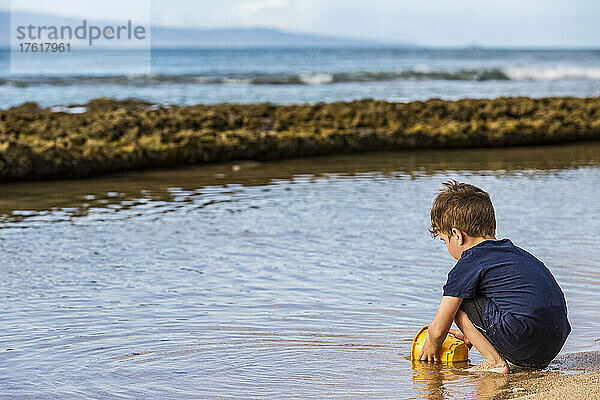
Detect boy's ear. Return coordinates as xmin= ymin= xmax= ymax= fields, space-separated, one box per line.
xmin=451 ymin=227 xmax=464 ymax=245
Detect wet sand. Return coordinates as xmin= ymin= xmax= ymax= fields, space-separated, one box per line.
xmin=494 ymin=351 xmax=600 ymax=399
xmin=511 ymin=351 xmax=600 ymax=399
xmin=514 ymin=371 xmax=600 ymax=399
xmin=411 ymin=351 xmax=600 ymax=399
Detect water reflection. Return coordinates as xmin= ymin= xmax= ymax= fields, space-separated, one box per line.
xmin=409 ymin=353 xmax=598 ymax=400
xmin=411 ymin=361 xmax=470 ymax=399
xmin=410 ymin=361 xmax=566 ymax=400
xmin=1 ymin=142 xmax=599 ymax=225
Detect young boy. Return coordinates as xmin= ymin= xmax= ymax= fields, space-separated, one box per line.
xmin=419 ymin=180 xmax=571 ymax=373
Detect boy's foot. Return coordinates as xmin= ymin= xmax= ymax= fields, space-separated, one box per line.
xmin=466 ymin=359 xmax=509 ymax=374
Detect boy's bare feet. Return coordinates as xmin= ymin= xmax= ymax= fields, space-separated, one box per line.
xmin=466 ymin=359 xmax=509 ymax=374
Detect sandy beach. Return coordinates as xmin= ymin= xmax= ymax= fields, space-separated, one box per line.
xmin=511 ymin=351 xmax=600 ymax=399
xmin=470 ymin=350 xmax=600 ymax=399
xmin=515 ymin=371 xmax=600 ymax=399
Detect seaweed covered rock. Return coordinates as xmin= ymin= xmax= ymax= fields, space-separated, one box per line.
xmin=1 ymin=96 xmax=599 ymax=182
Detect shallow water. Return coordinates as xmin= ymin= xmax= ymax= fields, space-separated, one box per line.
xmin=1 ymin=143 xmax=600 ymax=399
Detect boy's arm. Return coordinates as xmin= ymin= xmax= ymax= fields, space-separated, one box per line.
xmin=418 ymin=296 xmax=463 ymax=362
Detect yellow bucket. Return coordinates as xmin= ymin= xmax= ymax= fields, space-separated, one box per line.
xmin=411 ymin=326 xmax=469 ymax=363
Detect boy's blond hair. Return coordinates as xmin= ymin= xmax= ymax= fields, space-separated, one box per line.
xmin=430 ymin=180 xmax=496 ymax=238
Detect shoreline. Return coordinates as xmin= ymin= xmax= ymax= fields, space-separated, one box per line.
xmin=508 ymin=350 xmax=600 ymax=399
xmin=446 ymin=350 xmax=600 ymax=399
xmin=513 ymin=371 xmax=600 ymax=399
xmin=1 ymin=96 xmax=600 ymax=182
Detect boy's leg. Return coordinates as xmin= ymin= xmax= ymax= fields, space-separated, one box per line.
xmin=455 ymin=299 xmax=508 ymax=374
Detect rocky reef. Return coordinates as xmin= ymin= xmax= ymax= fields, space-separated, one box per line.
xmin=1 ymin=96 xmax=599 ymax=182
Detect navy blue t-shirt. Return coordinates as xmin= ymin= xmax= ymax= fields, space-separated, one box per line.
xmin=443 ymin=238 xmax=571 ymax=366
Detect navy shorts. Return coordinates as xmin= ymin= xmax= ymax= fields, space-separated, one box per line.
xmin=459 ymin=296 xmax=497 ymax=347
xmin=459 ymin=296 xmax=560 ymax=369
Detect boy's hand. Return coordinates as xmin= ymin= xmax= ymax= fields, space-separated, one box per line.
xmin=418 ymin=337 xmax=442 ymax=362
xmin=417 ymin=296 xmax=463 ymax=362
xmin=448 ymin=328 xmax=472 ymax=348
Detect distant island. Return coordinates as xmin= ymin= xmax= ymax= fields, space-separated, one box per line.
xmin=150 ymin=26 xmax=405 ymax=49
xmin=0 ymin=11 xmax=410 ymax=48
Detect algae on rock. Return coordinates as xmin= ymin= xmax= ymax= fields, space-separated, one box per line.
xmin=1 ymin=96 xmax=599 ymax=182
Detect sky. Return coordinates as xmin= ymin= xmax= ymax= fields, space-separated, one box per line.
xmin=3 ymin=0 xmax=600 ymax=48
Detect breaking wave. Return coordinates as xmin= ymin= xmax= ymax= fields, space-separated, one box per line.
xmin=504 ymin=65 xmax=600 ymax=81
xmin=2 ymin=65 xmax=600 ymax=87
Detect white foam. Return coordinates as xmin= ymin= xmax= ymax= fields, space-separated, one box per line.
xmin=223 ymin=77 xmax=252 ymax=85
xmin=505 ymin=65 xmax=600 ymax=81
xmin=411 ymin=64 xmax=432 ymax=73
xmin=50 ymin=106 xmax=87 ymax=114
xmin=298 ymin=72 xmax=334 ymax=85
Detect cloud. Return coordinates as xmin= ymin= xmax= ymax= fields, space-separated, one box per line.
xmin=227 ymin=0 xmax=290 ymax=25
xmin=7 ymin=0 xmax=151 ymax=23
xmin=220 ymin=0 xmax=326 ymax=33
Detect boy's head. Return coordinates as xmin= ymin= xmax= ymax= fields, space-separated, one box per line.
xmin=430 ymin=180 xmax=496 ymax=259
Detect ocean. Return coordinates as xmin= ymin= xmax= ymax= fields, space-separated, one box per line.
xmin=1 ymin=47 xmax=600 ymax=109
